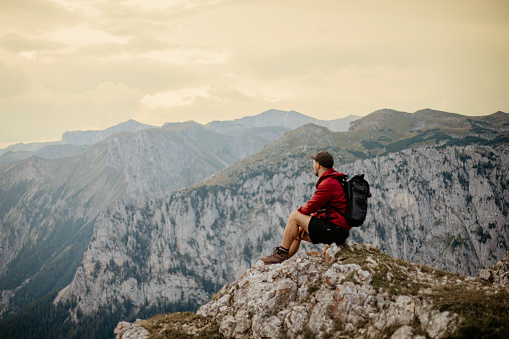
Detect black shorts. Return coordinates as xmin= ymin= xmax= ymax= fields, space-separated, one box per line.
xmin=308 ymin=216 xmax=349 ymax=245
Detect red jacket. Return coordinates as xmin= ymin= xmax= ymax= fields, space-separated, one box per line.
xmin=298 ymin=168 xmax=350 ymax=230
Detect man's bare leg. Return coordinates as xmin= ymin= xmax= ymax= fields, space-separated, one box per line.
xmin=260 ymin=211 xmax=311 ymax=264
xmin=282 ymin=211 xmax=312 ymax=257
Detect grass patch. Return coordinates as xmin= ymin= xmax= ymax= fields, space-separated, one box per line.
xmin=142 ymin=312 xmax=221 ymax=338
xmin=298 ymin=325 xmax=314 ymax=339
xmin=323 ymin=319 xmax=344 ymax=338
xmin=382 ymin=324 xmax=401 ymax=337
xmin=334 ymin=244 xmax=425 ymax=296
xmin=308 ymin=283 xmax=320 ymax=295
xmin=333 ymin=243 xmax=372 ymax=270
xmin=370 ymin=261 xmax=422 ymax=296
xmin=333 ymin=318 xmax=344 ymax=332
xmin=341 ymin=271 xmax=361 ymax=286
xmin=427 ymin=284 xmax=509 ymax=339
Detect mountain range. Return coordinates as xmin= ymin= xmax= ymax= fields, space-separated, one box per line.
xmin=0 ymin=110 xmax=359 ymax=168
xmin=0 ymin=108 xmax=508 ymax=338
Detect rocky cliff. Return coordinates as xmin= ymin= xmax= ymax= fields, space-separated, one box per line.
xmin=56 ymin=143 xmax=509 ymax=319
xmin=350 ymin=144 xmax=509 ymax=274
xmin=0 ymin=120 xmax=286 ymax=316
xmin=114 ymin=243 xmax=509 ymax=338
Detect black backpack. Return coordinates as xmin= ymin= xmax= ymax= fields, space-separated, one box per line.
xmin=335 ymin=174 xmax=372 ymax=227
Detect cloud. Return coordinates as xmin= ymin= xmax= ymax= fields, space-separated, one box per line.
xmin=141 ymin=86 xmax=214 ymax=108
xmin=104 ymin=48 xmax=230 ymax=65
xmin=233 ymin=79 xmax=294 ymax=102
xmin=0 ymin=33 xmax=62 ymax=52
xmin=145 ymin=49 xmax=229 ymax=65
xmin=50 ymin=24 xmax=129 ymax=48
xmin=121 ymin=0 xmax=195 ymax=11
xmin=0 ymin=60 xmax=29 ymax=97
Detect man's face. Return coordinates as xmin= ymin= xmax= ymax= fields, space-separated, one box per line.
xmin=313 ymin=160 xmax=319 ymax=177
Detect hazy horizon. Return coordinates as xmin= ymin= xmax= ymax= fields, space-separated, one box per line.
xmin=2 ymin=107 xmax=507 ymax=150
xmin=0 ymin=108 xmax=363 ymax=149
xmin=1 ymin=0 xmax=508 ymax=148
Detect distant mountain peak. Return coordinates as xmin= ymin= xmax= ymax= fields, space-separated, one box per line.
xmin=205 ymin=109 xmax=360 ymax=134
xmin=162 ymin=120 xmax=202 ymax=130
xmin=493 ymin=111 xmax=509 ymax=116
xmin=62 ymin=120 xmax=155 ymax=145
xmin=413 ymin=108 xmax=463 ymax=118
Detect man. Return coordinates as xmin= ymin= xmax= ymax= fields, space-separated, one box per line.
xmin=260 ymin=151 xmax=350 ymax=264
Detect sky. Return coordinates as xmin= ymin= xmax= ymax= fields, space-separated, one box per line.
xmin=1 ymin=0 xmax=508 ymax=148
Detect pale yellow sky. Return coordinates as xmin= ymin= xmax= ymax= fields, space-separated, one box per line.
xmin=1 ymin=0 xmax=508 ymax=148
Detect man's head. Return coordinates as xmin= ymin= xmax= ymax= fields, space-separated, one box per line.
xmin=309 ymin=151 xmax=333 ymax=176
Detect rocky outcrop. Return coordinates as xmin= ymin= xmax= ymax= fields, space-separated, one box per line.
xmin=197 ymin=243 xmax=462 ymax=339
xmin=115 ymin=319 xmax=149 ymax=339
xmin=478 ymin=251 xmax=509 ymax=286
xmin=116 ymin=243 xmax=509 ymax=338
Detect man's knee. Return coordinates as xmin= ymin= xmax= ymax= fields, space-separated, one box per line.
xmin=288 ymin=211 xmax=303 ymax=222
xmin=288 ymin=211 xmax=311 ymax=229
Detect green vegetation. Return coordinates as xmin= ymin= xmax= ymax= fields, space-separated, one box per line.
xmin=0 ymin=293 xmax=199 ymax=339
xmin=341 ymin=271 xmax=362 ymax=286
xmin=308 ymin=283 xmax=320 ymax=295
xmin=333 ymin=243 xmax=457 ymax=296
xmin=427 ymin=284 xmax=509 ymax=339
xmin=295 ymin=325 xmax=314 ymax=339
xmin=0 ymin=216 xmax=94 ymax=315
xmin=141 ymin=312 xmax=220 ymax=338
xmin=333 ymin=243 xmax=509 ymax=338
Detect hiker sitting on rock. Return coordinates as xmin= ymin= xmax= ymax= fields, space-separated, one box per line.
xmin=260 ymin=151 xmax=350 ymax=264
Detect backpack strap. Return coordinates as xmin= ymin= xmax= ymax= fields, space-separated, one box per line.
xmin=330 ymin=175 xmax=348 ymax=218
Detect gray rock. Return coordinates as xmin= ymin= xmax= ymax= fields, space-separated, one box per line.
xmin=391 ymin=325 xmax=414 ymax=339
xmin=197 ymin=243 xmax=461 ymax=338
xmin=478 ymin=251 xmax=509 ymax=286
xmin=114 ymin=320 xmax=149 ymax=339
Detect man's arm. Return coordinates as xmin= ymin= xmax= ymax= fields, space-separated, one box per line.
xmin=297 ymin=181 xmax=335 ymax=215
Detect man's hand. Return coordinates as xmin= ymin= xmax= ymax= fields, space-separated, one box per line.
xmin=297 ymin=226 xmax=307 ymax=241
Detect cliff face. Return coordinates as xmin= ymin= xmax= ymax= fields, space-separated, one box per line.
xmin=104 ymin=122 xmax=287 ymax=195
xmin=0 ymin=122 xmax=285 ymax=316
xmin=351 ymin=145 xmax=509 ymax=274
xmin=56 ymin=144 xmax=509 ymax=317
xmin=0 ymin=145 xmax=125 ymax=280
xmin=115 ymin=243 xmax=509 ymax=339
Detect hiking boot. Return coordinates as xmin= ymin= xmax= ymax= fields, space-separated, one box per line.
xmin=260 ymin=247 xmax=290 ymax=264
